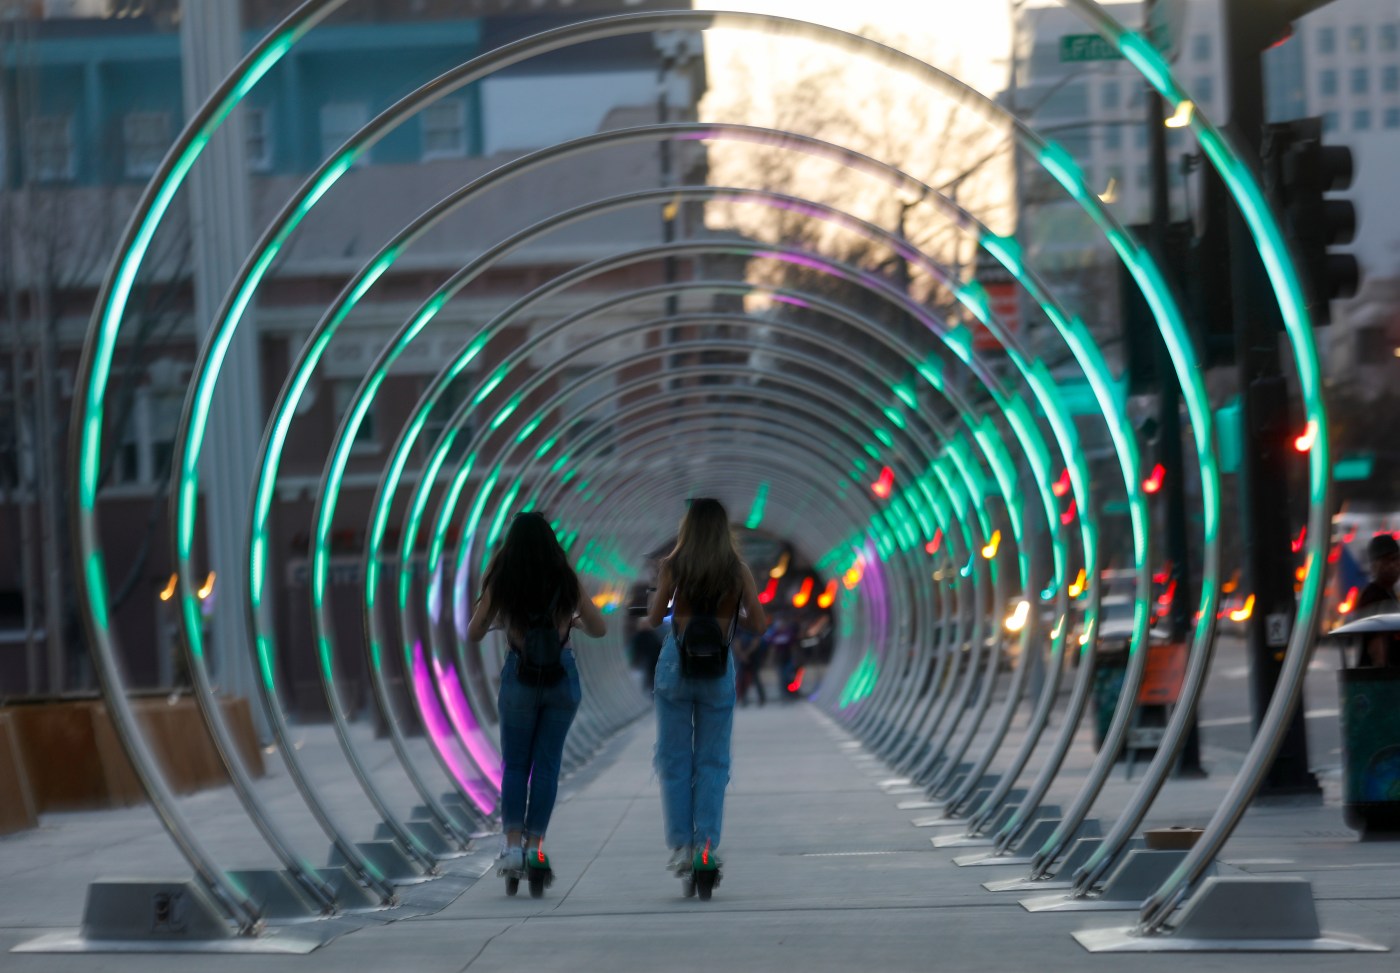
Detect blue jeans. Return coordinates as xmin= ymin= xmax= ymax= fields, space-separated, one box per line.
xmin=653 ymin=633 xmax=736 ymax=853
xmin=497 ymin=649 xmax=581 ymax=836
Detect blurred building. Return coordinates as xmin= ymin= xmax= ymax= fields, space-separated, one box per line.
xmin=1006 ymin=0 xmax=1400 ymax=388
xmin=0 ymin=1 xmax=719 ymax=713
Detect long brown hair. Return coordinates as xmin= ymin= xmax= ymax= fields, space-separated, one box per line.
xmin=480 ymin=512 xmax=581 ymax=628
xmin=667 ymin=498 xmax=741 ymax=610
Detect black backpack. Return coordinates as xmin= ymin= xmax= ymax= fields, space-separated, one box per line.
xmin=516 ymin=589 xmax=567 ymax=686
xmin=677 ymin=592 xmax=739 ymax=680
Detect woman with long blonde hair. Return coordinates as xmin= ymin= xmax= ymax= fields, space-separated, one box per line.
xmin=646 ymin=498 xmax=766 ymax=896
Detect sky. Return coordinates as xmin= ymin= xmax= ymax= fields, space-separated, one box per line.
xmin=693 ymin=0 xmax=1015 ymax=97
xmin=690 ymin=0 xmax=1020 ymax=269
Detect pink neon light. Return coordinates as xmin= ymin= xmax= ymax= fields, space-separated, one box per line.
xmin=412 ymin=642 xmax=496 ymax=812
xmin=432 ymin=653 xmax=503 ymax=789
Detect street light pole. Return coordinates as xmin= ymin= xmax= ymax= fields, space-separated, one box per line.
xmin=1143 ymin=0 xmax=1204 ymax=776
xmin=1222 ymin=0 xmax=1319 ymax=797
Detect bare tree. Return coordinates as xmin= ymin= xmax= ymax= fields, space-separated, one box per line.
xmin=0 ymin=18 xmax=192 ymax=694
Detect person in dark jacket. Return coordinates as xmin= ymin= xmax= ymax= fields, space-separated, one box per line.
xmin=1356 ymin=532 xmax=1400 ymax=667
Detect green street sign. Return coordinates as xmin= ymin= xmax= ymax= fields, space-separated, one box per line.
xmin=1334 ymin=454 xmax=1374 ymax=481
xmin=1059 ymin=34 xmax=1124 ymax=62
xmin=1059 ymin=22 xmax=1175 ymax=63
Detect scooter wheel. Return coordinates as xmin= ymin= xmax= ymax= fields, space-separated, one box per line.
xmin=696 ymin=870 xmax=717 ymax=901
xmin=505 ymin=876 xmax=519 ymax=896
xmin=528 ymin=870 xmax=546 ymax=898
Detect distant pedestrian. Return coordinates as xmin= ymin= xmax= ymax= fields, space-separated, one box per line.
xmin=630 ymin=617 xmax=663 ymax=692
xmin=734 ymin=628 xmax=767 ymax=707
xmin=767 ymin=613 xmax=800 ymax=702
xmin=1356 ymin=533 xmax=1400 ymax=667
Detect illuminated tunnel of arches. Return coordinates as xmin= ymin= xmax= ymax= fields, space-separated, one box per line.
xmin=63 ymin=0 xmax=1330 ymax=944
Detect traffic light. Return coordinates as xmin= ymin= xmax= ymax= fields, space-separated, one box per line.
xmin=1120 ymin=215 xmax=1237 ymax=394
xmin=1262 ymin=117 xmax=1360 ymax=325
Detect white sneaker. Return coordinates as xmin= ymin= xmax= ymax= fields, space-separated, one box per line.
xmin=496 ymin=846 xmax=524 ymax=876
xmin=666 ymin=845 xmax=693 ymax=873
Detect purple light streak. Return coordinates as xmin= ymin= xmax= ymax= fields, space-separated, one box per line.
xmin=412 ymin=640 xmax=496 ymax=812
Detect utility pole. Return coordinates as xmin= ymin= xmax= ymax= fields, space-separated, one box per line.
xmin=654 ymin=31 xmax=693 ymax=377
xmin=180 ymin=0 xmax=266 ymax=733
xmin=1223 ymin=0 xmax=1319 ymax=796
xmin=1142 ymin=0 xmax=1204 ymax=776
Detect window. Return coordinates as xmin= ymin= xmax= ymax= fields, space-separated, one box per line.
xmin=1348 ymin=25 xmax=1367 ymax=53
xmin=1382 ymin=24 xmax=1399 ymax=52
xmin=25 ymin=114 xmax=74 ymax=182
xmin=1136 ymin=163 xmax=1150 ymax=188
xmin=560 ymin=368 xmax=614 ymax=455
xmin=1100 ymin=80 xmax=1120 ymax=110
xmin=1386 ymin=107 xmax=1400 ymax=129
xmin=320 ymin=102 xmax=368 ymax=164
xmin=1194 ymin=76 xmax=1214 ymax=104
xmin=1323 ymin=110 xmax=1340 ymax=133
xmin=1317 ymin=26 xmax=1335 ymax=54
xmin=1386 ymin=66 xmax=1400 ymax=93
xmin=332 ymin=380 xmax=378 ymax=452
xmin=245 ymin=107 xmax=272 ymax=171
xmin=1352 ymin=108 xmax=1372 ymax=131
xmin=1192 ymin=33 xmax=1211 ymax=62
xmin=421 ymin=372 xmax=473 ymax=464
xmin=1351 ymin=67 xmax=1370 ymax=95
xmin=114 ymin=385 xmax=182 ymax=486
xmin=1036 ymin=82 xmax=1088 ymax=119
xmin=1134 ymin=125 xmax=1147 ymax=149
xmin=1103 ymin=124 xmax=1122 ymax=151
xmin=122 ymin=111 xmax=170 ymax=179
xmin=1319 ymin=69 xmax=1338 ymax=97
xmin=420 ymin=99 xmax=466 ymax=159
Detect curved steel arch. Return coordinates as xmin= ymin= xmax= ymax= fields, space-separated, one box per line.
xmin=66 ymin=1 xmax=1319 ymax=933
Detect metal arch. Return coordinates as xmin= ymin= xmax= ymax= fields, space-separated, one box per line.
xmin=541 ymin=446 xmax=897 ymax=712
xmin=191 ymin=22 xmax=1187 ymax=884
xmin=400 ymin=259 xmax=1075 ymax=828
xmin=68 ymin=0 xmax=1282 ymax=935
xmin=442 ymin=358 xmax=968 ymax=708
xmin=459 ymin=431 xmax=918 ymax=728
xmin=65 ymin=0 xmax=358 ymax=928
xmin=1055 ymin=0 xmax=1331 ymax=928
xmin=378 ymin=292 xmax=1036 ymax=767
xmin=487 ymin=372 xmax=991 ymax=744
xmin=312 ymin=236 xmax=1052 ymax=812
xmin=226 ymin=137 xmax=1114 ymax=907
xmin=386 ymin=305 xmax=1039 ymax=754
xmin=545 ymin=432 xmax=908 ymax=611
xmin=394 ymin=350 xmax=963 ymax=784
xmin=532 ymin=431 xmax=921 ymax=701
xmin=529 ymin=422 xmax=935 ymax=688
xmin=467 ymin=366 xmax=963 ymax=708
xmin=393 ymin=322 xmax=953 ymax=766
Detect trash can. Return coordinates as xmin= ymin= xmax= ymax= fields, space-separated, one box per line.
xmin=1092 ymin=649 xmax=1127 ymax=752
xmin=1338 ymin=667 xmax=1400 ymax=837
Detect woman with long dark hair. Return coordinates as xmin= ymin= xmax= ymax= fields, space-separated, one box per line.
xmin=646 ymin=498 xmax=766 ymax=895
xmin=468 ymin=511 xmax=606 ymax=892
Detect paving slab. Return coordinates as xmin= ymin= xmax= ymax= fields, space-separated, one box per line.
xmin=1 ymin=699 xmax=1398 ymax=970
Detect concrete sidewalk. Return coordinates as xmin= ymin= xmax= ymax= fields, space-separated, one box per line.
xmin=1 ymin=699 xmax=1398 ymax=971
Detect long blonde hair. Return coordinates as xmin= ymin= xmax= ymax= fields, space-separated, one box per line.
xmin=668 ymin=498 xmax=741 ymax=610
